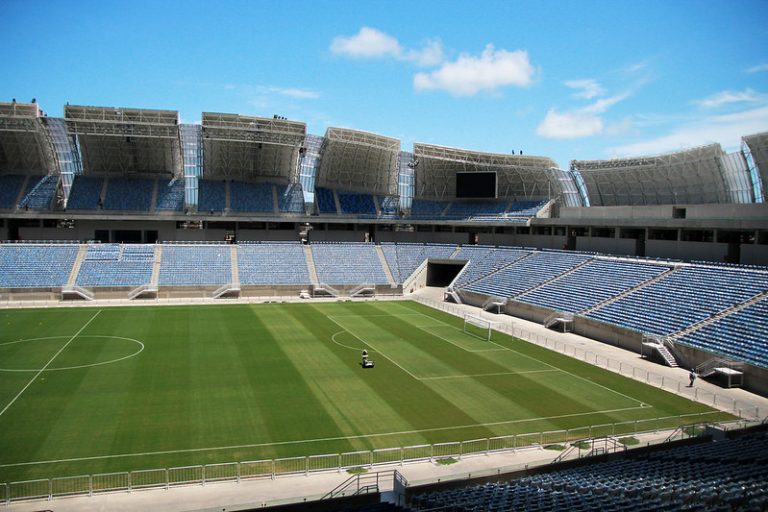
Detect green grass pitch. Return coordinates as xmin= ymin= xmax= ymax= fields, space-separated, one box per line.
xmin=0 ymin=300 xmax=730 ymax=483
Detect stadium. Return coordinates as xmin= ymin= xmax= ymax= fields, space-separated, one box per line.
xmin=0 ymin=97 xmax=767 ymax=512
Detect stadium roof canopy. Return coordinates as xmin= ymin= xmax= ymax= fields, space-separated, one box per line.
xmin=65 ymin=105 xmax=181 ymax=177
xmin=0 ymin=101 xmax=57 ymax=174
xmin=413 ymin=143 xmax=562 ymax=200
xmin=315 ymin=127 xmax=400 ymax=196
xmin=743 ymin=131 xmax=768 ymax=199
xmin=572 ymin=144 xmax=729 ymax=206
xmin=202 ymin=112 xmax=306 ymax=182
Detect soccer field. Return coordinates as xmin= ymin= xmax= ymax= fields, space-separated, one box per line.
xmin=0 ymin=300 xmax=729 ymax=484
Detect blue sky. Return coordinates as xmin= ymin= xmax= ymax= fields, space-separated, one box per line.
xmin=1 ymin=0 xmax=767 ymax=168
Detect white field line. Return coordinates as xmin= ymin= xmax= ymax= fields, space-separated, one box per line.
xmin=326 ymin=315 xmax=423 ymax=381
xmin=330 ymin=330 xmax=548 ymax=381
xmin=0 ymin=310 xmax=102 ymax=418
xmin=418 ymin=369 xmax=560 ymax=381
xmin=0 ymin=405 xmax=647 ymax=469
xmin=404 ymin=306 xmax=649 ymax=408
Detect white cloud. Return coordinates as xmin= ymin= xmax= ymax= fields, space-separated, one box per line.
xmin=413 ymin=45 xmax=534 ymax=96
xmin=404 ymin=39 xmax=444 ymax=67
xmin=536 ymin=93 xmax=629 ymax=139
xmin=330 ymin=27 xmax=401 ymax=59
xmin=608 ymin=106 xmax=768 ymax=156
xmin=536 ymin=109 xmax=604 ymax=139
xmin=330 ymin=27 xmax=443 ymax=66
xmin=695 ymin=88 xmax=762 ymax=108
xmin=565 ymin=79 xmax=604 ymax=99
xmin=746 ymin=63 xmax=768 ymax=74
xmin=268 ymin=87 xmax=319 ymax=99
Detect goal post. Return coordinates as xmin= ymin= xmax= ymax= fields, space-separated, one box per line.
xmin=463 ymin=314 xmax=498 ymax=341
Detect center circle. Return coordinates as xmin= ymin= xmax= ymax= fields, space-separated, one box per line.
xmin=0 ymin=335 xmax=144 ymax=372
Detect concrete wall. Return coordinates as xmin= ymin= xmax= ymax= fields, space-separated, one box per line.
xmin=646 ymin=240 xmax=728 ymax=262
xmin=238 ymin=229 xmax=296 ymax=241
xmin=576 ymin=237 xmax=636 ymax=256
xmin=741 ymin=244 xmax=768 ymax=265
xmin=559 ymin=203 xmax=768 ymax=222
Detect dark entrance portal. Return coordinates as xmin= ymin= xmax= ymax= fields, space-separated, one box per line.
xmin=426 ymin=260 xmax=466 ymax=287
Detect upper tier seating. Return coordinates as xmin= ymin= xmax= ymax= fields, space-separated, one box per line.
xmin=378 ymin=196 xmax=399 ymax=217
xmin=198 ymin=180 xmax=226 ymax=212
xmin=0 ymin=174 xmax=26 ymax=209
xmin=0 ymin=244 xmax=78 ymax=288
xmin=517 ymin=259 xmax=670 ymax=313
xmin=277 ymin=183 xmax=305 ymax=213
xmin=104 ymin=178 xmax=154 ymax=211
xmin=380 ymin=242 xmax=457 ymax=283
xmin=230 ymin=181 xmax=274 ymax=213
xmin=410 ymin=430 xmax=768 ymax=512
xmin=238 ymin=242 xmax=311 ymax=285
xmin=410 ymin=199 xmax=448 ymax=218
xmin=462 ymin=251 xmax=593 ymax=298
xmin=158 ymin=244 xmax=232 ymax=286
xmin=452 ymin=245 xmax=531 ymax=288
xmin=677 ymin=298 xmax=768 ymax=368
xmin=444 ymin=200 xmax=508 ymax=218
xmin=314 ymin=187 xmax=337 ymax=214
xmin=19 ymin=175 xmax=58 ymax=210
xmin=586 ymin=266 xmax=768 ymax=336
xmin=312 ymin=242 xmax=389 ymax=285
xmin=337 ymin=191 xmax=376 ymax=215
xmin=76 ymin=244 xmax=154 ymax=287
xmin=66 ymin=176 xmax=104 ymax=209
xmin=155 ymin=179 xmax=185 ymax=211
xmin=508 ymin=199 xmax=546 ymax=216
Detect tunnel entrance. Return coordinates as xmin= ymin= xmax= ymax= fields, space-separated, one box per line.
xmin=426 ymin=259 xmax=467 ymax=287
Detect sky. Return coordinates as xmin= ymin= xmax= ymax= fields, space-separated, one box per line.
xmin=1 ymin=0 xmax=767 ymax=168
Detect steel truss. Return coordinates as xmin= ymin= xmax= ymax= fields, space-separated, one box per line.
xmin=65 ymin=105 xmax=182 ymax=177
xmin=316 ymin=127 xmax=400 ymax=196
xmin=0 ymin=102 xmax=57 ymax=174
xmin=743 ymin=132 xmax=768 ymax=201
xmin=572 ymin=144 xmax=729 ymax=206
xmin=202 ymin=112 xmax=306 ymax=182
xmin=412 ymin=143 xmax=562 ymax=200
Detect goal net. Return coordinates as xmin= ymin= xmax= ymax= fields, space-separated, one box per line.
xmin=463 ymin=314 xmax=498 ymax=341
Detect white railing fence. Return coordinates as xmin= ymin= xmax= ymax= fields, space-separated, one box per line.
xmin=0 ymin=412 xmax=743 ymax=504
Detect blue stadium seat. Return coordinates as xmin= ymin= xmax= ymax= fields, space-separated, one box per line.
xmin=337 ymin=191 xmax=376 ymax=215
xmin=0 ymin=174 xmax=26 ymax=209
xmin=462 ymin=251 xmax=593 ymax=298
xmin=517 ymin=259 xmax=670 ymax=313
xmin=409 ymin=431 xmax=768 ymax=512
xmin=198 ymin=180 xmax=226 ymax=212
xmin=76 ymin=244 xmax=154 ymax=287
xmin=312 ymin=242 xmax=389 ymax=285
xmin=238 ymin=242 xmax=311 ymax=285
xmin=156 ymin=179 xmax=185 ymax=211
xmin=278 ymin=183 xmax=305 ymax=213
xmin=66 ymin=176 xmax=104 ymax=209
xmin=586 ymin=266 xmax=768 ymax=336
xmin=410 ymin=199 xmax=448 ymax=218
xmin=19 ymin=175 xmax=59 ymax=210
xmin=380 ymin=242 xmax=457 ymax=283
xmin=314 ymin=187 xmax=337 ymax=214
xmin=677 ymin=299 xmax=768 ymax=368
xmin=230 ymin=181 xmax=274 ymax=213
xmin=159 ymin=244 xmax=232 ymax=286
xmin=104 ymin=178 xmax=155 ymax=211
xmin=0 ymin=244 xmax=79 ymax=288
